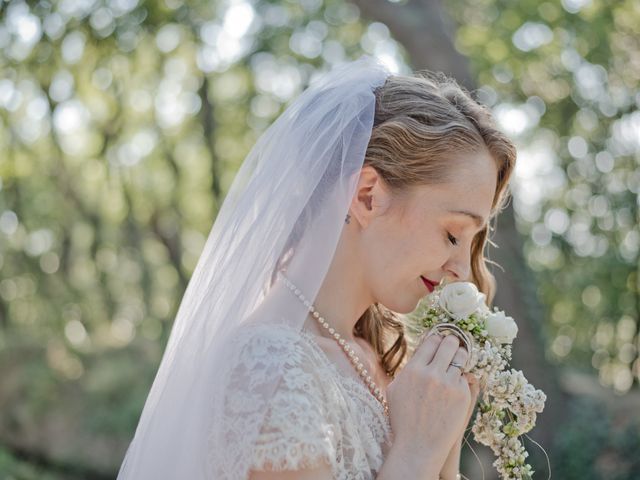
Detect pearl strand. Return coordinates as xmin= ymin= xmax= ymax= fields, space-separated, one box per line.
xmin=279 ymin=272 xmax=390 ymax=417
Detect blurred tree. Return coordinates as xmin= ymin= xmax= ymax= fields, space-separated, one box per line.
xmin=444 ymin=0 xmax=640 ymax=396
xmin=441 ymin=0 xmax=640 ymax=477
xmin=0 ymin=0 xmax=638 ymax=478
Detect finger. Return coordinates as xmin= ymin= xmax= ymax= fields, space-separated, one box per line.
xmin=418 ymin=327 xmax=444 ymax=347
xmin=446 ymin=346 xmax=469 ymax=377
xmin=471 ymin=379 xmax=480 ymax=397
xmin=453 ymin=345 xmax=469 ymax=365
xmin=412 ymin=330 xmax=445 ymax=365
xmin=465 ymin=374 xmax=479 ymax=392
xmin=464 ymin=372 xmax=479 ymax=386
xmin=430 ymin=334 xmax=462 ymax=371
xmin=464 ymin=373 xmax=481 ymax=400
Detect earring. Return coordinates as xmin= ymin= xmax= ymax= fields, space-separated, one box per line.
xmin=345 ymin=213 xmax=351 ymax=224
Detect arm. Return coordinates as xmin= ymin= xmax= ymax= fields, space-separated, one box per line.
xmin=438 ymin=439 xmax=462 ymax=480
xmin=375 ymin=441 xmax=442 ymax=480
xmin=439 ymin=372 xmax=481 ymax=480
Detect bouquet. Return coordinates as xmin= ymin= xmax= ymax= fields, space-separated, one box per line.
xmin=407 ymin=281 xmax=547 ymax=480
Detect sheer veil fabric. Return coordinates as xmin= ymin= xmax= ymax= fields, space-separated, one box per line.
xmin=116 ymin=55 xmax=392 ymax=479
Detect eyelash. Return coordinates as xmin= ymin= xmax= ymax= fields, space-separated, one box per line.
xmin=447 ymin=232 xmax=458 ymax=246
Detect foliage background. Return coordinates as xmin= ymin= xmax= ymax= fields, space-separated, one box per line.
xmin=0 ymin=0 xmax=638 ymax=478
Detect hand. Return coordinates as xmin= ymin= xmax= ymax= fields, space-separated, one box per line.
xmin=440 ymin=371 xmax=481 ymax=478
xmin=386 ymin=333 xmax=473 ymax=471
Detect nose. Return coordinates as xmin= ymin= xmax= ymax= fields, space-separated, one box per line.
xmin=444 ymin=247 xmax=472 ymax=281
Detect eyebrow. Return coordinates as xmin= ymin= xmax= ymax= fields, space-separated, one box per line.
xmin=448 ymin=209 xmax=487 ymax=230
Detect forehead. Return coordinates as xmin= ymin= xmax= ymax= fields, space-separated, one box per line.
xmin=409 ymin=162 xmax=496 ymax=228
xmin=426 ymin=185 xmax=492 ymax=229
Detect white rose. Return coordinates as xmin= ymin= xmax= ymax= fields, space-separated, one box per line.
xmin=438 ymin=281 xmax=487 ymax=320
xmin=485 ymin=310 xmax=518 ymax=344
xmin=478 ymin=300 xmax=491 ymax=314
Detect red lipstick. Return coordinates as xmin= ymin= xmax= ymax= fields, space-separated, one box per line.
xmin=421 ymin=276 xmax=436 ymax=293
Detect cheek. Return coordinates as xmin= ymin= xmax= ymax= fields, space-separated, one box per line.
xmin=360 ymin=223 xmax=410 ymax=282
xmin=409 ymin=229 xmax=452 ymax=276
xmin=359 ymin=224 xmax=390 ymax=273
xmin=377 ymin=231 xmax=428 ymax=283
xmin=410 ymin=224 xmax=442 ymax=255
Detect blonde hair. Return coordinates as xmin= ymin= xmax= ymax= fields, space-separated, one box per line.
xmin=356 ymin=71 xmax=517 ymax=377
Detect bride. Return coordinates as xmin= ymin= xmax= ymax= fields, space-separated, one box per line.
xmin=116 ymin=55 xmax=516 ymax=480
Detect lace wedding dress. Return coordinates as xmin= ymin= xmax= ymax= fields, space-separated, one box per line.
xmin=208 ymin=321 xmax=394 ymax=479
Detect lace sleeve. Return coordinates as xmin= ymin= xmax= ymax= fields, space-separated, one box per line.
xmin=216 ymin=325 xmax=339 ymax=476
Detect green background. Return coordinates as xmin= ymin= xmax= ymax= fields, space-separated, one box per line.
xmin=0 ymin=0 xmax=638 ymax=478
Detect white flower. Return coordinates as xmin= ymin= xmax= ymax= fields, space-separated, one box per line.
xmin=485 ymin=310 xmax=518 ymax=344
xmin=438 ymin=281 xmax=487 ymax=320
xmin=478 ymin=302 xmax=491 ymax=315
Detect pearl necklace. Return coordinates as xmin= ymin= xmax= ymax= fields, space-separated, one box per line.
xmin=279 ymin=272 xmax=390 ymax=417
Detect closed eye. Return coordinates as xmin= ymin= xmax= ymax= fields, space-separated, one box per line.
xmin=447 ymin=232 xmax=458 ymax=246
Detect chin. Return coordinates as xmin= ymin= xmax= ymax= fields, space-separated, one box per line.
xmin=378 ymin=296 xmax=421 ymax=315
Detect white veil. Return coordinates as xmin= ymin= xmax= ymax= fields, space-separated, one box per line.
xmin=117 ymin=55 xmax=392 ymax=479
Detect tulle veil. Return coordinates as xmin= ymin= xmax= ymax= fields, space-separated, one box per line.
xmin=116 ymin=55 xmax=392 ymax=478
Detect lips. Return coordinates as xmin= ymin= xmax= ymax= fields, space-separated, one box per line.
xmin=421 ymin=276 xmax=437 ymax=293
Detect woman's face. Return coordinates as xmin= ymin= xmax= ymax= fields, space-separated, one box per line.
xmin=355 ymin=151 xmax=498 ymax=314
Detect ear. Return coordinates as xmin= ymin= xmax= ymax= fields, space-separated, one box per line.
xmin=348 ymin=165 xmax=391 ymax=228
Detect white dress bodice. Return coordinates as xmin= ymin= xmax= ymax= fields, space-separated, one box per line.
xmin=208 ymin=322 xmax=393 ymax=479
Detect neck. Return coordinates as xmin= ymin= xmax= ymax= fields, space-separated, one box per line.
xmin=285 ymin=231 xmax=373 ymax=342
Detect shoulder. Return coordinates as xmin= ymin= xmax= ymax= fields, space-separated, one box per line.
xmin=226 ymin=321 xmax=329 ymax=387
xmin=210 ymin=322 xmax=342 ymax=476
xmin=219 ymin=322 xmax=333 ymax=432
xmin=232 ymin=322 xmax=316 ymax=361
xmin=234 ymin=321 xmax=307 ymax=346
